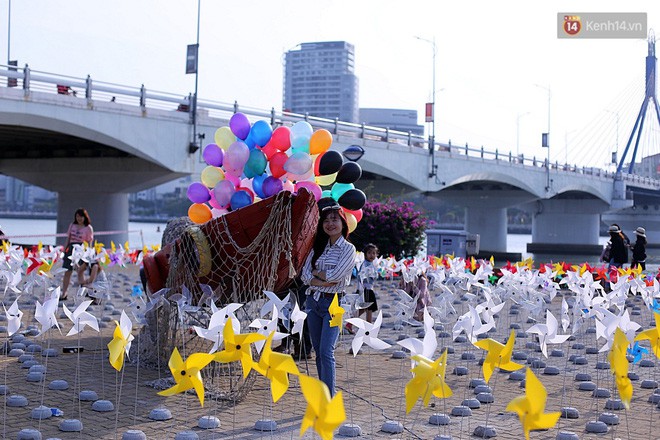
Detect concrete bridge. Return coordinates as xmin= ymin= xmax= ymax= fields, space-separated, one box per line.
xmin=1 ymin=64 xmax=658 ymax=253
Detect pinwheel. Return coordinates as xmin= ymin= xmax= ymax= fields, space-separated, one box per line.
xmin=290 ymin=302 xmax=307 ymax=338
xmin=157 ymin=347 xmax=215 ymax=407
xmin=144 ymin=288 xmax=171 ymax=315
xmin=34 ymin=289 xmax=61 ymax=336
xmin=609 ymin=327 xmax=633 ymax=409
xmin=393 ymin=288 xmax=419 ymax=326
xmin=328 ymin=293 xmax=344 ymax=328
xmin=169 ymin=285 xmax=200 ymax=325
xmin=404 ymin=350 xmax=452 ymax=413
xmin=3 ymin=298 xmax=23 ymax=336
xmin=128 ymin=296 xmax=148 ymax=326
xmin=107 ymin=310 xmax=135 ymax=371
xmin=627 ymin=341 xmax=649 ymax=364
xmin=526 ymin=310 xmax=570 ymax=358
xmin=299 ymin=374 xmax=345 ymax=440
xmin=1 ymin=268 xmax=22 ymax=294
xmin=634 ymin=311 xmax=660 ymax=358
xmin=452 ymin=304 xmax=493 ymax=343
xmin=259 ymin=290 xmax=290 ymax=318
xmin=193 ymin=302 xmax=243 ymax=353
xmin=249 ymin=305 xmax=288 ymax=353
xmin=346 ymin=310 xmax=391 ymax=356
xmin=506 ymin=368 xmax=560 ymax=440
xmin=595 ymin=309 xmax=640 ymax=353
xmin=560 ymin=298 xmax=570 ymax=332
xmin=252 ymin=331 xmax=300 ymax=402
xmin=214 ymin=317 xmax=266 ymax=378
xmin=397 ymin=307 xmax=437 ymax=359
xmin=475 ymin=285 xmax=505 ymax=322
xmin=474 ymin=329 xmax=523 ymax=383
xmin=63 ymin=300 xmax=100 ymax=336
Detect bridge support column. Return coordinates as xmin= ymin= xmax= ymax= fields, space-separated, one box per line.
xmin=529 ymin=199 xmax=606 ymax=254
xmin=465 ymin=206 xmax=507 ymax=253
xmin=57 ymin=191 xmax=129 ymax=247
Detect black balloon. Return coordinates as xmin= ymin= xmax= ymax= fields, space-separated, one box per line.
xmin=318 ymin=150 xmax=343 ymax=175
xmin=338 ymin=188 xmax=366 ymax=211
xmin=336 ymin=162 xmax=362 ymax=184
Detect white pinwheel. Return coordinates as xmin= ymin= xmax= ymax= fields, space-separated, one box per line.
xmin=393 ymin=288 xmax=420 ymax=327
xmin=452 ymin=304 xmax=493 ymax=343
xmin=398 ymin=307 xmax=437 ymax=359
xmin=595 ymin=309 xmax=640 ymax=353
xmin=3 ymin=298 xmax=23 ymax=336
xmin=289 ymin=302 xmax=307 ymax=338
xmin=34 ymin=288 xmax=61 ymax=336
xmin=249 ymin=305 xmax=288 ymax=353
xmin=260 ymin=290 xmax=290 ymax=318
xmin=63 ymin=300 xmax=100 ymax=336
xmin=193 ymin=302 xmax=243 ymax=353
xmin=346 ymin=311 xmax=391 ymax=356
xmin=526 ymin=310 xmax=570 ymax=357
xmin=560 ymin=298 xmax=570 ymax=332
xmin=169 ymin=285 xmax=199 ymax=325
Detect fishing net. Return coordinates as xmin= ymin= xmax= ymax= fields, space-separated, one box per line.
xmin=137 ymin=190 xmax=318 ymax=403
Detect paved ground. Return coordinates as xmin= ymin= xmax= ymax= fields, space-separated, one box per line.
xmin=1 ymin=266 xmax=660 ymax=439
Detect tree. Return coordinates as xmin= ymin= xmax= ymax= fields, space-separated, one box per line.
xmin=350 ymin=199 xmax=430 ymax=259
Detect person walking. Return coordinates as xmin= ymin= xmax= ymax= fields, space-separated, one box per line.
xmin=61 ymin=208 xmax=94 ymax=300
xmin=300 ymin=198 xmax=356 ymax=396
xmin=631 ymin=226 xmax=647 ymax=271
xmin=608 ymin=224 xmax=628 ymax=268
xmin=355 ymin=243 xmax=379 ymax=324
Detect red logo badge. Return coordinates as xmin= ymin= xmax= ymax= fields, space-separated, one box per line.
xmin=563 ymin=15 xmax=582 ymax=36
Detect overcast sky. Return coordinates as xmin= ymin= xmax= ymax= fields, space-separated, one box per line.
xmin=4 ymin=0 xmax=660 ymax=168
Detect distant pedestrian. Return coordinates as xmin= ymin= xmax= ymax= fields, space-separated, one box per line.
xmin=355 ymin=243 xmax=379 ymax=324
xmin=631 ymin=226 xmax=647 ymax=271
xmin=61 ymin=208 xmax=94 ymax=300
xmin=607 ymin=224 xmax=628 ymax=268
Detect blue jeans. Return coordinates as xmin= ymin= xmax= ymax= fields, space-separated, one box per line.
xmin=306 ymin=295 xmax=340 ymax=395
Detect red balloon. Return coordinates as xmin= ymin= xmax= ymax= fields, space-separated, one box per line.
xmin=343 ymin=208 xmax=363 ymax=222
xmin=314 ymin=152 xmax=323 ymax=176
xmin=260 ymin=139 xmax=279 ymax=160
xmin=271 ymin=126 xmax=291 ymax=152
xmin=269 ymin=151 xmax=288 ymax=178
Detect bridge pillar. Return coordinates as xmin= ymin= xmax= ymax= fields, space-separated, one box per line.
xmin=465 ymin=206 xmax=508 ymax=253
xmin=57 ymin=191 xmax=129 ymax=247
xmin=528 ymin=199 xmax=606 ymax=254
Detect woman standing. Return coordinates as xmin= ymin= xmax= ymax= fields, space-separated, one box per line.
xmin=300 ymin=198 xmax=356 ymax=396
xmin=631 ymin=226 xmax=647 ymax=271
xmin=608 ymin=224 xmax=628 ymax=268
xmin=61 ymin=208 xmax=94 ymax=300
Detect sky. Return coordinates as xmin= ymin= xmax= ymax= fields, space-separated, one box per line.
xmin=4 ymin=0 xmax=660 ymax=169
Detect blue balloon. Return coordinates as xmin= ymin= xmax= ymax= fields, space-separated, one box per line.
xmin=330 ymin=182 xmax=354 ymax=201
xmin=250 ymin=120 xmax=273 ymax=147
xmin=244 ymin=131 xmax=257 ymax=150
xmin=252 ymin=173 xmax=267 ymax=199
xmin=230 ymin=190 xmax=252 ymax=211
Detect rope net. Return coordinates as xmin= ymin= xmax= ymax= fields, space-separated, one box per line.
xmin=137 ymin=190 xmax=318 ymax=403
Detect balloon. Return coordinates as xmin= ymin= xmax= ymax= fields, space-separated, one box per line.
xmin=344 ymin=208 xmax=363 ymax=223
xmin=270 ymin=126 xmax=291 ymax=151
xmin=338 ymin=188 xmax=366 ymax=211
xmin=245 ymin=149 xmax=268 ymax=177
xmin=316 ymin=172 xmax=337 ymax=187
xmin=259 ymin=139 xmax=279 ymax=160
xmin=250 ymin=120 xmax=273 ymax=147
xmin=224 ymin=141 xmax=250 ymax=175
xmin=282 ymin=179 xmax=295 ymax=193
xmin=283 ymin=151 xmax=313 ymax=175
xmin=331 ymin=182 xmax=354 ymax=201
xmin=202 ymin=143 xmax=224 ymax=167
xmin=318 ymin=150 xmax=343 ymax=175
xmin=268 ymin=151 xmax=288 ymax=178
xmin=237 ymin=186 xmax=255 ymax=203
xmin=208 ymin=193 xmax=222 ymax=209
xmin=187 ymin=182 xmax=211 ymax=204
xmin=230 ymin=190 xmax=252 ymax=210
xmin=252 ymin=173 xmax=267 ymax=199
xmin=262 ymin=176 xmax=283 ymax=198
xmin=287 ymin=167 xmax=315 ymax=183
xmin=321 ymin=189 xmax=332 ymax=198
xmin=211 ymin=207 xmax=229 ymax=218
xmin=214 ymin=126 xmax=235 ymax=150
xmin=290 ymin=121 xmax=313 ymax=144
xmin=224 ymin=171 xmax=241 ymax=187
xmin=213 ymin=180 xmax=236 ymax=206
xmin=309 ymin=129 xmax=333 ymax=155
xmin=243 ymin=131 xmax=256 ymax=150
xmin=345 ymin=211 xmax=357 ymax=233
xmin=295 ymin=181 xmax=322 ymax=201
xmin=188 ymin=203 xmax=212 ymax=224
xmin=290 ymin=136 xmax=310 ymax=154
xmin=200 ymin=166 xmax=225 ymax=188
xmin=229 ymin=112 xmax=251 ymax=140
xmin=336 ymin=161 xmax=362 ymax=184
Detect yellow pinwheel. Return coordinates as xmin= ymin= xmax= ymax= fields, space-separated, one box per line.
xmin=405 ymin=350 xmax=453 ymax=413
xmin=328 ymin=293 xmax=344 ymax=328
xmin=552 ymin=262 xmax=565 ymax=277
xmin=214 ymin=317 xmax=266 ymax=378
xmin=299 ymin=374 xmax=345 ymax=440
xmin=158 ymin=347 xmax=215 ymax=407
xmin=253 ymin=331 xmax=300 ymax=402
xmin=634 ymin=311 xmax=660 ymax=358
xmin=473 ymin=329 xmax=523 ymax=383
xmin=506 ymin=368 xmax=560 ymax=440
xmin=609 ymin=327 xmax=633 ymax=409
xmin=107 ymin=311 xmax=135 ymax=371
xmin=516 ymin=257 xmax=534 ymax=270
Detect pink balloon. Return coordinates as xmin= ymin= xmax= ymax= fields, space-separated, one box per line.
xmin=224 ymin=171 xmax=241 ymax=187
xmin=295 ymin=181 xmax=322 ymax=201
xmin=282 ymin=179 xmax=295 ymax=193
xmin=211 ymin=207 xmax=229 ymax=218
xmin=208 ymin=192 xmax=222 ymax=209
xmin=213 ymin=180 xmax=236 ymax=206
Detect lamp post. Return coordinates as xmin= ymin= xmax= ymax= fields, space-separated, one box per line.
xmin=535 ymin=84 xmax=551 ymax=191
xmin=6 ymin=0 xmax=10 ymax=64
xmin=186 ymin=0 xmax=202 ymax=154
xmin=415 ymin=36 xmax=437 ymax=177
xmin=516 ymin=112 xmax=530 ymax=157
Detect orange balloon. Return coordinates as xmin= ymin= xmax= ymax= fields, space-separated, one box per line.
xmin=344 ymin=208 xmax=363 ymax=223
xmin=309 ymin=129 xmax=333 ymax=155
xmin=188 ymin=203 xmax=212 ymax=224
xmin=345 ymin=211 xmax=357 ymax=233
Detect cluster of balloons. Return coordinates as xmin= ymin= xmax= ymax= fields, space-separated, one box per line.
xmin=186 ymin=112 xmax=367 ymax=232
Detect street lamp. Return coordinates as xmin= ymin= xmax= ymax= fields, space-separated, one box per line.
xmin=342 ymin=145 xmax=365 ymax=162
xmin=186 ymin=0 xmax=202 ymax=155
xmin=516 ymin=112 xmax=530 ymax=157
xmin=535 ymin=84 xmax=551 ymax=191
xmin=415 ymin=36 xmax=437 ymax=177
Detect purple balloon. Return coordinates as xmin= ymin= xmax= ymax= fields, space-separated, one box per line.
xmin=202 ymin=144 xmax=224 ymax=167
xmin=262 ymin=176 xmax=284 ymax=198
xmin=213 ymin=180 xmax=235 ymax=207
xmin=187 ymin=182 xmax=211 ymax=204
xmin=229 ymin=113 xmax=251 ymax=140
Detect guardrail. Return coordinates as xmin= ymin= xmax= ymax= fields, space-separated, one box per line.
xmin=2 ymin=63 xmax=660 ymax=190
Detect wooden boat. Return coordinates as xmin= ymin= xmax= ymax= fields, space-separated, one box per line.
xmin=142 ymin=189 xmax=318 ymax=302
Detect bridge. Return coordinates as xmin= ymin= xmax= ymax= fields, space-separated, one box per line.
xmin=0 ymin=63 xmax=659 ymax=255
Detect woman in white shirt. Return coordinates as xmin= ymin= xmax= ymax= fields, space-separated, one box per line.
xmin=61 ymin=208 xmax=94 ymax=300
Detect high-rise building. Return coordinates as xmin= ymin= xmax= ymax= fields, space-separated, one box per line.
xmin=283 ymin=41 xmax=359 ymax=123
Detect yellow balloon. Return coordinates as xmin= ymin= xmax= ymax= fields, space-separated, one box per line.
xmin=214 ymin=126 xmax=236 ymax=151
xmin=316 ymin=172 xmax=337 ymax=187
xmin=201 ymin=166 xmax=225 ymax=188
xmin=345 ymin=212 xmax=357 ymax=233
